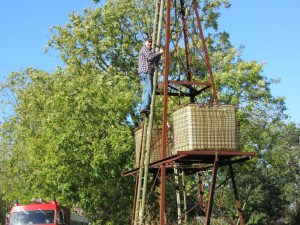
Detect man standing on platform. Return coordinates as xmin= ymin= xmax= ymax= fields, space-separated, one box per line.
xmin=138 ymin=37 xmax=163 ymax=114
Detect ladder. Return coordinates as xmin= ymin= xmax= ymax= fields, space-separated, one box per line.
xmin=133 ymin=0 xmax=164 ymax=224
xmin=133 ymin=115 xmax=149 ymax=225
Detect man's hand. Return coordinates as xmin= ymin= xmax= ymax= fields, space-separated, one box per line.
xmin=159 ymin=48 xmax=164 ymax=54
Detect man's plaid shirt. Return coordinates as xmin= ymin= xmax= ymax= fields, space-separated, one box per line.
xmin=138 ymin=45 xmax=161 ymax=74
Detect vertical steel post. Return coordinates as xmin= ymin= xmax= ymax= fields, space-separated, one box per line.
xmin=182 ymin=171 xmax=188 ymax=224
xmin=198 ymin=173 xmax=206 ymax=215
xmin=205 ymin=154 xmax=219 ymax=225
xmin=228 ymin=161 xmax=245 ymax=225
xmin=179 ymin=0 xmax=194 ymax=102
xmin=193 ymin=1 xmax=220 ymax=106
xmin=160 ymin=166 xmax=166 ymax=224
xmin=174 ymin=166 xmax=182 ymax=224
xmin=160 ymin=0 xmax=171 ymax=224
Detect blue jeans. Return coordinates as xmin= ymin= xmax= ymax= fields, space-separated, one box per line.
xmin=139 ymin=72 xmax=153 ymax=109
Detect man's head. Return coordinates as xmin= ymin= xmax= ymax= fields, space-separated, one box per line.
xmin=144 ymin=37 xmax=152 ymax=48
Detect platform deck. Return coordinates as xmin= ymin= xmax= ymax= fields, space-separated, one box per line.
xmin=123 ymin=150 xmax=256 ymax=176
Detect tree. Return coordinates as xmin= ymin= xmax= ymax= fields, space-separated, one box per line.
xmin=0 ymin=0 xmax=298 ymax=224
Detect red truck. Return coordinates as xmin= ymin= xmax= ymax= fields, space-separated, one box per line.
xmin=6 ymin=199 xmax=88 ymax=225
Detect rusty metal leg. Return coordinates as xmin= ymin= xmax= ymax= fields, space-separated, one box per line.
xmin=182 ymin=171 xmax=187 ymax=224
xmin=228 ymin=161 xmax=245 ymax=225
xmin=131 ymin=174 xmax=138 ymax=225
xmin=174 ymin=166 xmax=182 ymax=224
xmin=160 ymin=165 xmax=166 ymax=225
xmin=160 ymin=0 xmax=171 ymax=223
xmin=205 ymin=154 xmax=219 ymax=225
xmin=198 ymin=173 xmax=206 ymax=215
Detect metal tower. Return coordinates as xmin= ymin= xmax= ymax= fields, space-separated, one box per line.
xmin=124 ymin=0 xmax=256 ymax=224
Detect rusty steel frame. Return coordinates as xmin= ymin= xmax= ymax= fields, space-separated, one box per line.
xmin=193 ymin=0 xmax=220 ymax=106
xmin=160 ymin=0 xmax=171 ymax=223
xmin=123 ymin=151 xmax=255 ymax=176
xmin=228 ymin=160 xmax=246 ymax=225
xmin=179 ymin=0 xmax=193 ymax=84
xmin=125 ymin=150 xmax=255 ymax=224
xmin=127 ymin=0 xmax=255 ymax=224
xmin=205 ymin=154 xmax=219 ymax=224
xmin=130 ymin=151 xmax=252 ymax=224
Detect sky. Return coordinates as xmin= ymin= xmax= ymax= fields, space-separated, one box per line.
xmin=0 ymin=0 xmax=299 ymax=124
xmin=218 ymin=0 xmax=300 ymax=124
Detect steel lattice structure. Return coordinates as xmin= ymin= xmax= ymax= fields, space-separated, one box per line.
xmin=124 ymin=1 xmax=256 ymax=224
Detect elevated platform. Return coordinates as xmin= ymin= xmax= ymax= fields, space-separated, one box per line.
xmin=123 ymin=150 xmax=256 ymax=176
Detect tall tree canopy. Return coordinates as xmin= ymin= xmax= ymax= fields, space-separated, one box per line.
xmin=0 ymin=0 xmax=299 ymax=224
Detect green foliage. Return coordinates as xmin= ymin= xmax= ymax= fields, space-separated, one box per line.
xmin=0 ymin=66 xmax=136 ymax=223
xmin=0 ymin=0 xmax=299 ymax=224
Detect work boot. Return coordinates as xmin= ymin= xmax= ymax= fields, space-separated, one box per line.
xmin=140 ymin=108 xmax=150 ymax=115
